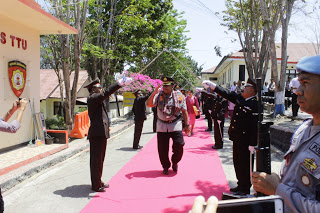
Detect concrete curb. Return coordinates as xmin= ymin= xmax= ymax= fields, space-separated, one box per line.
xmin=0 ymin=115 xmax=140 ymax=192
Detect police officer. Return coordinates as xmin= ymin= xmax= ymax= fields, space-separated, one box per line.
xmin=132 ymin=89 xmax=150 ymax=149
xmin=85 ymin=76 xmax=132 ymax=192
xmin=252 ymin=55 xmax=320 ymax=213
xmin=201 ymin=88 xmax=214 ymax=131
xmin=203 ymin=78 xmax=259 ymax=195
xmin=202 ymin=91 xmax=228 ymax=149
xmin=152 ymin=106 xmax=157 ymax=133
xmin=146 ymin=77 xmax=190 ymax=175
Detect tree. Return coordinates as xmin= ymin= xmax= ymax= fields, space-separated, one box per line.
xmin=223 ymin=0 xmax=301 ymax=116
xmin=71 ymin=0 xmax=88 ymax=119
xmin=41 ymin=0 xmax=202 ymax=124
xmin=222 ymin=0 xmax=271 ymax=83
xmin=260 ymin=0 xmax=297 ymax=115
xmin=84 ymin=0 xmax=199 ymax=95
xmin=41 ymin=0 xmax=88 ymax=131
xmin=301 ymin=1 xmax=320 ymax=54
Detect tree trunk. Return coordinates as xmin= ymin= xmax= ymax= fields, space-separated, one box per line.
xmin=71 ymin=0 xmax=88 ymax=120
xmin=60 ymin=0 xmax=73 ymax=131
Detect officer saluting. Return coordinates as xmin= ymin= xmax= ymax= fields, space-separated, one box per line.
xmin=85 ymin=76 xmax=132 ymax=192
xmin=147 ymin=76 xmax=190 ymax=175
xmin=203 ymin=78 xmax=259 ymax=195
xmin=201 ymin=88 xmax=214 ymax=131
xmin=201 ymin=91 xmax=228 ymax=149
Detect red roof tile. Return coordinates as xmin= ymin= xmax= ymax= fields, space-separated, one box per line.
xmin=40 ymin=69 xmax=89 ymax=100
xmin=229 ymin=43 xmax=317 ymax=63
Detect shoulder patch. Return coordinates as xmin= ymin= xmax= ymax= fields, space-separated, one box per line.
xmin=301 ymin=158 xmax=318 ymax=173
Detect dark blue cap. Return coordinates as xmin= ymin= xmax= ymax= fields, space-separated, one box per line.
xmin=296 ymin=55 xmax=320 ymax=75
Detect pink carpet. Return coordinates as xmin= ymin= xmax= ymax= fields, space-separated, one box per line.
xmin=81 ymin=117 xmax=229 ymax=213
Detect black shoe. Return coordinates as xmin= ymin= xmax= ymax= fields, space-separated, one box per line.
xmin=133 ymin=145 xmax=143 ymax=149
xmin=163 ymin=168 xmax=169 ymax=175
xmin=291 ymin=116 xmax=297 ymax=121
xmin=92 ymin=187 xmax=106 ymax=192
xmin=172 ymin=164 xmax=178 ymax=173
xmin=230 ymin=186 xmax=240 ymax=192
xmin=205 ymin=128 xmax=212 ymax=132
xmin=101 ymin=182 xmax=109 ymax=188
xmin=212 ymin=145 xmax=222 ymax=149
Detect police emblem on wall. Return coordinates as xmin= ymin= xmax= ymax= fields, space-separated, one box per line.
xmin=8 ymin=60 xmax=26 ymax=98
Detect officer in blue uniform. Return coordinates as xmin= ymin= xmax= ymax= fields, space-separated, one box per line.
xmin=252 ymin=55 xmax=320 ymax=213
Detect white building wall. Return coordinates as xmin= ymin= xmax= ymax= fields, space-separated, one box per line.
xmin=216 ymin=59 xmax=292 ymax=90
xmin=0 ymin=15 xmax=40 ymax=149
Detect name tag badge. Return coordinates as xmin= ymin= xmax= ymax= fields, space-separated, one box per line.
xmin=309 ymin=142 xmax=320 ymax=157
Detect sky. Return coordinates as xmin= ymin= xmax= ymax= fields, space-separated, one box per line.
xmin=36 ymin=0 xmax=319 ymax=71
xmin=172 ymin=0 xmax=239 ymax=71
xmin=172 ymin=0 xmax=319 ymax=71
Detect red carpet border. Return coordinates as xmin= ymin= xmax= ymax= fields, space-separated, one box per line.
xmin=81 ymin=117 xmax=229 ymax=213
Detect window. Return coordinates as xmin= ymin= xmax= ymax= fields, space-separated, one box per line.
xmin=54 ymin=102 xmax=64 ymax=116
xmin=209 ymin=77 xmax=217 ymax=81
xmin=223 ymin=72 xmax=226 ymax=84
xmin=286 ymin=69 xmax=297 ymax=79
xmin=239 ymin=65 xmax=245 ymax=81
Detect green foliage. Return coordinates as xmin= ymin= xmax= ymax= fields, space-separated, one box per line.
xmin=40 ymin=0 xmax=202 ymax=94
xmin=83 ymin=0 xmax=200 ymax=85
xmin=45 ymin=116 xmax=67 ymax=130
xmin=76 ymin=107 xmax=88 ymax=113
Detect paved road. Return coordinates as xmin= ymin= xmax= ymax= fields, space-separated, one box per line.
xmin=3 ymin=116 xmax=284 ymax=212
xmin=3 ymin=118 xmax=156 ymax=213
xmin=215 ymin=119 xmax=283 ymax=194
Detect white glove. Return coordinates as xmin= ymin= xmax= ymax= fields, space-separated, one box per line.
xmin=117 ymin=76 xmax=133 ymax=86
xmin=195 ymin=87 xmax=203 ymax=93
xmin=248 ymin=145 xmax=255 ymax=154
xmin=202 ymin=80 xmax=216 ymax=90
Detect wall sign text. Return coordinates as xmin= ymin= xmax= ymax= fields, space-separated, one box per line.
xmin=1 ymin=32 xmax=28 ymax=50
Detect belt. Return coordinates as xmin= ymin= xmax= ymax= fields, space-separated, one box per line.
xmin=158 ymin=115 xmax=181 ymax=124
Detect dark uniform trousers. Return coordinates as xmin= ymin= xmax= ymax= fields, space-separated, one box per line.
xmin=152 ymin=107 xmax=157 ymax=133
xmin=206 ymin=111 xmax=213 ymax=130
xmin=133 ymin=119 xmax=145 ymax=148
xmin=132 ymin=94 xmax=149 ymax=147
xmin=157 ymin=131 xmax=184 ymax=169
xmin=89 ymin=136 xmax=107 ymax=190
xmin=201 ymin=91 xmax=227 ymax=147
xmin=212 ymin=97 xmax=227 ymax=148
xmin=202 ymin=93 xmax=214 ymax=130
xmin=292 ymin=93 xmax=300 ymax=117
xmin=0 ymin=188 xmax=3 ymax=213
xmin=233 ymin=139 xmax=254 ymax=193
xmin=204 ymin=97 xmax=213 ymax=130
xmin=213 ymin=118 xmax=224 ymax=148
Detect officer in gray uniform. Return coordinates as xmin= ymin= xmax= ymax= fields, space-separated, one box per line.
xmin=146 ymin=77 xmax=190 ymax=175
xmin=0 ymin=98 xmax=28 ymax=213
xmin=252 ymin=55 xmax=320 ymax=213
